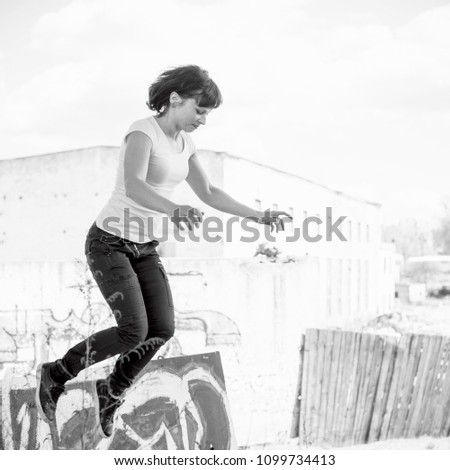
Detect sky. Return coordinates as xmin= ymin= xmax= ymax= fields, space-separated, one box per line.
xmin=1 ymin=0 xmax=450 ymax=226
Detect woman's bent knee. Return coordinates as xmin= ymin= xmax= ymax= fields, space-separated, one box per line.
xmin=167 ymin=325 xmax=175 ymax=340
xmin=118 ymin=325 xmax=148 ymax=348
xmin=146 ymin=324 xmax=174 ymax=344
xmin=161 ymin=324 xmax=175 ymax=341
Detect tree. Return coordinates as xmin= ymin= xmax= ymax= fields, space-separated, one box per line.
xmin=433 ymin=195 xmax=450 ymax=255
xmin=382 ymin=217 xmax=432 ymax=259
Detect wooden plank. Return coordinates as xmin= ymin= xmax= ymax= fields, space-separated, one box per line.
xmin=335 ymin=331 xmax=354 ymax=446
xmin=387 ymin=334 xmax=415 ymax=439
xmin=357 ymin=333 xmax=377 ymax=444
xmin=367 ymin=337 xmax=397 ymax=442
xmin=418 ymin=334 xmax=450 ymax=435
xmin=340 ymin=332 xmax=359 ymax=446
xmin=326 ymin=330 xmax=345 ymax=445
xmin=347 ymin=332 xmax=366 ymax=445
xmin=310 ymin=329 xmax=325 ymax=446
xmin=323 ymin=330 xmax=344 ymax=446
xmin=338 ymin=331 xmax=357 ymax=446
xmin=411 ymin=335 xmax=442 ymax=437
xmin=332 ymin=330 xmax=347 ymax=446
xmin=442 ymin=374 xmax=450 ymax=435
xmin=431 ymin=337 xmax=450 ymax=436
xmin=345 ymin=332 xmax=364 ymax=446
xmin=350 ymin=332 xmax=371 ymax=445
xmin=442 ymin=401 xmax=450 ymax=436
xmin=317 ymin=329 xmax=334 ymax=445
xmin=290 ymin=334 xmax=305 ymax=439
xmin=392 ymin=334 xmax=422 ymax=438
xmin=381 ymin=335 xmax=408 ymax=440
xmin=299 ymin=330 xmax=312 ymax=446
xmin=0 ymin=377 xmax=3 ymax=450
xmin=310 ymin=329 xmax=327 ymax=445
xmin=413 ymin=335 xmax=438 ymax=436
xmin=400 ymin=334 xmax=425 ymax=437
xmin=360 ymin=334 xmax=385 ymax=443
xmin=358 ymin=334 xmax=378 ymax=443
xmin=427 ymin=336 xmax=447 ymax=436
xmin=403 ymin=334 xmax=431 ymax=438
xmin=420 ymin=335 xmax=444 ymax=435
xmin=353 ymin=333 xmax=375 ymax=444
xmin=331 ymin=330 xmax=345 ymax=446
xmin=300 ymin=329 xmax=318 ymax=447
xmin=440 ymin=339 xmax=450 ymax=436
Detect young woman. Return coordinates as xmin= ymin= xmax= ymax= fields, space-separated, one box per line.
xmin=35 ymin=65 xmax=292 ymax=438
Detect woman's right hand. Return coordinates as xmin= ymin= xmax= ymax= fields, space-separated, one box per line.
xmin=169 ymin=205 xmax=204 ymax=231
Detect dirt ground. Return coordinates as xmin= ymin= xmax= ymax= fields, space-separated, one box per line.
xmin=249 ymin=436 xmax=450 ymax=450
xmin=357 ymin=297 xmax=450 ymax=337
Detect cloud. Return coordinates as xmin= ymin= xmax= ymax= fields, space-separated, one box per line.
xmin=397 ymin=4 xmax=450 ymax=45
xmin=29 ymin=0 xmax=310 ymax=60
xmin=1 ymin=0 xmax=450 ymax=223
xmin=1 ymin=0 xmax=315 ymax=157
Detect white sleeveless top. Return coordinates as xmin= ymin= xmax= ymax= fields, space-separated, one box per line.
xmin=96 ymin=116 xmax=196 ymax=242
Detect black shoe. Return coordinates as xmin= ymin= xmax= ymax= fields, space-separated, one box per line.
xmin=35 ymin=362 xmax=66 ymax=423
xmin=94 ymin=379 xmax=123 ymax=438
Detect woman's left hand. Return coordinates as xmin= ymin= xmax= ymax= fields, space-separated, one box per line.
xmin=256 ymin=209 xmax=293 ymax=233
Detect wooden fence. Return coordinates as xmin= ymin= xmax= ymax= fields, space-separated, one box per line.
xmin=291 ymin=329 xmax=450 ymax=447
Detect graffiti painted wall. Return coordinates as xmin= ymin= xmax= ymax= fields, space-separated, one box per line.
xmin=0 ymin=257 xmax=314 ymax=446
xmin=1 ymin=352 xmax=236 ymax=450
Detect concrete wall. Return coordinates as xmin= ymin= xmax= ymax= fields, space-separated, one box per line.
xmin=0 ymin=256 xmax=320 ymax=446
xmin=0 ymin=147 xmax=119 ymax=263
xmin=0 ymin=256 xmax=321 ymax=341
xmin=0 ymin=252 xmax=397 ymax=446
xmin=0 ymin=250 xmax=395 ymax=362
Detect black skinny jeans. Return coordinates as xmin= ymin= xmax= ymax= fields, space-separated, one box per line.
xmin=53 ymin=222 xmax=175 ymax=394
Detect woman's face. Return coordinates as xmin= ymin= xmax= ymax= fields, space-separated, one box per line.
xmin=174 ymin=97 xmax=212 ymax=132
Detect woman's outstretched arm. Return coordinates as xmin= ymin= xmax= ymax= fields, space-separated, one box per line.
xmin=186 ymin=153 xmax=292 ymax=229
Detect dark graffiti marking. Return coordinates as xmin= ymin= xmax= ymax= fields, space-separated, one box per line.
xmin=2 ymin=352 xmax=236 ymax=450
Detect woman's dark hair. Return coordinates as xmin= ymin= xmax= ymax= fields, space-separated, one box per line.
xmin=147 ymin=65 xmax=222 ymax=114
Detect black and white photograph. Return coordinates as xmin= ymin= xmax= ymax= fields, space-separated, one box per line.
xmin=1 ymin=0 xmax=450 ymax=465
